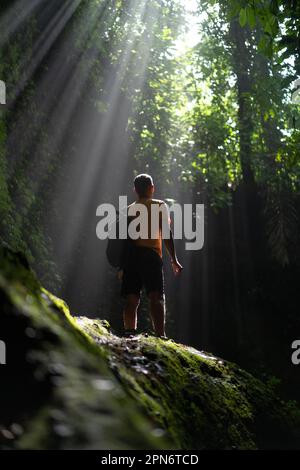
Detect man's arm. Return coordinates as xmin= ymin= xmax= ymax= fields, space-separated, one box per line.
xmin=164 ymin=229 xmax=183 ymax=276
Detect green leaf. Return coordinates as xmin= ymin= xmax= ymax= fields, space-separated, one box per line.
xmin=246 ymin=7 xmax=256 ymax=29
xmin=258 ymin=35 xmax=273 ymax=57
xmin=239 ymin=8 xmax=247 ymax=27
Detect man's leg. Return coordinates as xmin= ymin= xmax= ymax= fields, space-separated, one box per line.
xmin=149 ymin=291 xmax=166 ymax=337
xmin=123 ymin=294 xmax=140 ymax=331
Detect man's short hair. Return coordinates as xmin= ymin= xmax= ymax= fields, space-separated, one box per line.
xmin=134 ymin=174 xmax=153 ymax=197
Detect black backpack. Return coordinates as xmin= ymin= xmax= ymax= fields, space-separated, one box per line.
xmin=106 ymin=211 xmax=132 ymax=269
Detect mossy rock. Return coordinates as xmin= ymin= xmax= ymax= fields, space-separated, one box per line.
xmin=0 ymin=245 xmax=299 ymax=449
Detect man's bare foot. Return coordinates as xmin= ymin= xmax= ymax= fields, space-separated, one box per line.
xmin=123 ymin=329 xmax=138 ymax=339
xmin=156 ymin=334 xmax=173 ymax=342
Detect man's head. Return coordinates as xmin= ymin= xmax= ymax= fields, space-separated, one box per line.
xmin=134 ymin=174 xmax=154 ymax=199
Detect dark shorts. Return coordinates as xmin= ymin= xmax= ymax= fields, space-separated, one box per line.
xmin=121 ymin=246 xmax=164 ymax=298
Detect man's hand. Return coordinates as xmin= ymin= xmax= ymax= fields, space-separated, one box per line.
xmin=171 ymin=259 xmax=183 ymax=276
xmin=117 ymin=270 xmax=123 ymax=281
xmin=164 ymin=228 xmax=183 ymax=276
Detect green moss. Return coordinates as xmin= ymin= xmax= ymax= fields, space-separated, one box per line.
xmin=77 ymin=324 xmax=300 ymax=449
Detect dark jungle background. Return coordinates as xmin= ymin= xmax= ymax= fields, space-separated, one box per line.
xmin=0 ymin=0 xmax=299 ymax=403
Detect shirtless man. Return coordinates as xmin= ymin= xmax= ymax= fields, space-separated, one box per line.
xmin=120 ymin=174 xmax=183 ymax=338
